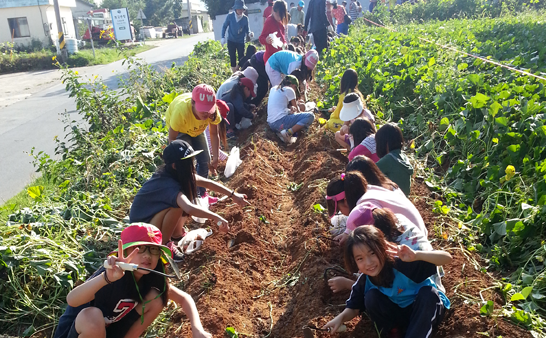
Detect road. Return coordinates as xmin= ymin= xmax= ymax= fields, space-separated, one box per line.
xmin=0 ymin=33 xmax=214 ymax=203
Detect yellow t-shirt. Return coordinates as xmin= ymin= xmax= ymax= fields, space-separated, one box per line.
xmin=165 ymin=93 xmax=222 ymax=137
xmin=330 ymin=93 xmax=346 ymax=120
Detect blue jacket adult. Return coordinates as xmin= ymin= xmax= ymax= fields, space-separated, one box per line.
xmin=221 ymin=12 xmax=250 ymax=44
xmin=304 ymin=0 xmax=330 ymax=34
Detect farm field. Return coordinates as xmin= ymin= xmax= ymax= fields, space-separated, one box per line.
xmin=1 ymin=2 xmax=545 ymax=338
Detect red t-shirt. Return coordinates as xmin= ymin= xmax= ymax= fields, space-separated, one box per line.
xmin=259 ymin=16 xmax=286 ymax=64
xmin=263 ymin=6 xmax=273 ymax=18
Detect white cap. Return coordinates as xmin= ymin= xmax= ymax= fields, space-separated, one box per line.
xmin=243 ymin=67 xmax=259 ymax=86
xmin=339 ymin=97 xmax=364 ymax=122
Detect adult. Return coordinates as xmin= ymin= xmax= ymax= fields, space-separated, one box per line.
xmin=164 ymin=85 xmax=222 ymax=197
xmin=290 ymin=0 xmax=306 ymax=25
xmin=221 ymin=0 xmax=252 ymax=73
xmin=370 ymin=0 xmax=378 ymax=12
xmin=332 ymin=1 xmax=348 ymax=35
xmin=263 ymin=0 xmax=274 ymax=25
xmin=259 ymin=0 xmax=288 ymax=64
xmin=305 ymin=0 xmax=332 ymax=56
xmin=326 ymin=0 xmax=335 ymax=27
xmin=348 ymin=0 xmax=359 ymax=21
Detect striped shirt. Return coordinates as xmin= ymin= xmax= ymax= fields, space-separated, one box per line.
xmin=348 ymin=1 xmax=359 ymax=20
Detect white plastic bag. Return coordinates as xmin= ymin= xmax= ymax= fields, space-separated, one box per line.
xmin=224 ymin=147 xmax=242 ymax=178
xmin=269 ymin=32 xmax=283 ymax=49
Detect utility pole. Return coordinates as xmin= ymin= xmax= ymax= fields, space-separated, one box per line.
xmin=187 ymin=0 xmax=192 ymax=35
xmin=53 ymin=0 xmax=67 ymax=62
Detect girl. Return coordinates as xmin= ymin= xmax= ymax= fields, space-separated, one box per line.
xmin=221 ymin=77 xmax=257 ymax=132
xmin=204 ymin=100 xmax=231 ymax=170
xmin=248 ymin=50 xmax=269 ymax=106
xmin=328 ymin=207 xmax=434 ymax=293
xmin=323 ymin=226 xmax=451 ymax=337
xmin=334 ymin=93 xmax=375 ymax=150
xmin=267 ymin=75 xmax=315 ymax=144
xmin=54 ymin=224 xmax=212 ymax=338
xmin=221 ymin=0 xmax=253 ymax=73
xmin=327 ymin=69 xmax=372 ymax=132
xmin=164 ymin=84 xmax=225 ymax=196
xmin=259 ymin=0 xmax=288 ymax=64
xmin=216 ymin=67 xmax=259 ymax=100
xmin=375 ymin=122 xmax=414 ymax=196
xmin=325 ymin=171 xmax=427 ymax=241
xmin=346 ymin=155 xmax=398 ymax=191
xmin=331 ymin=1 xmax=348 ymax=35
xmin=265 ymin=49 xmax=319 ymax=87
xmin=346 ymin=118 xmax=379 ymax=162
xmin=129 ymin=140 xmax=249 ymax=261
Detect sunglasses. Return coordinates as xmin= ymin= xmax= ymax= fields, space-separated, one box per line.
xmin=326 ymin=191 xmax=346 ymax=218
xmin=132 ymin=245 xmax=162 ymax=256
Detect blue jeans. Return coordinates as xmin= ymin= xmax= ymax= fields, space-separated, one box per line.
xmin=176 ymin=132 xmax=209 ymax=197
xmin=337 ymin=23 xmax=349 ymax=35
xmin=268 ymin=112 xmax=315 ymax=132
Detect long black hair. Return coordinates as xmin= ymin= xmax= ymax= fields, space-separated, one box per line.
xmin=340 ymin=68 xmax=360 ymax=96
xmin=159 ymin=154 xmax=198 ymax=205
xmin=347 ymin=155 xmax=399 ymax=191
xmin=349 ymin=118 xmax=376 ymax=146
xmin=326 ymin=171 xmax=368 ymax=212
xmin=300 ymin=58 xmax=314 ymax=82
xmin=375 ymin=122 xmax=404 ymax=158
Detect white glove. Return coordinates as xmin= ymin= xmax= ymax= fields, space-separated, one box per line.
xmin=248 ymin=32 xmax=254 ymax=39
xmin=221 ymin=38 xmax=225 ymax=45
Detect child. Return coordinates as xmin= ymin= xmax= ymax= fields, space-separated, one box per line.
xmin=54 ymin=224 xmax=212 ymax=338
xmin=265 ymin=49 xmax=319 ymax=87
xmin=346 ymin=155 xmax=398 ymax=191
xmin=204 ymin=100 xmax=231 ymax=166
xmin=221 ymin=0 xmax=253 ymax=73
xmin=346 ymin=118 xmax=379 ymax=162
xmin=267 ymin=75 xmax=315 ymax=144
xmin=375 ymin=122 xmax=414 ymax=196
xmin=326 ymin=69 xmax=373 ymax=132
xmin=323 ymin=226 xmax=451 ymax=336
xmin=221 ymin=78 xmax=257 ymax=132
xmin=325 ymin=171 xmax=427 ymax=241
xmin=216 ymin=67 xmax=259 ymax=100
xmin=334 ymin=93 xmax=375 ymax=150
xmin=248 ymin=50 xmax=269 ymax=106
xmin=238 ymin=45 xmax=257 ymax=70
xmin=259 ymin=0 xmax=288 ymax=64
xmin=129 ymin=140 xmax=250 ymax=261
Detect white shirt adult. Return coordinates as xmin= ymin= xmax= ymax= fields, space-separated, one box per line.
xmin=266 ymin=86 xmax=297 ymax=124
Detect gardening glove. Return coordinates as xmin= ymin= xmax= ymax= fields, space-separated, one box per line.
xmin=221 ymin=38 xmax=225 ymax=46
xmin=248 ymin=31 xmax=254 ymax=39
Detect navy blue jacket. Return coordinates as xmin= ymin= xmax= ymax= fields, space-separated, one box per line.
xmin=222 ymin=12 xmax=250 ymax=44
xmin=304 ymin=0 xmax=331 ymax=34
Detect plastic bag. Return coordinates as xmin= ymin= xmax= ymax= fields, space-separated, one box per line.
xmin=191 ymin=196 xmax=209 ymax=224
xmin=269 ymin=32 xmax=283 ymax=49
xmin=224 ymin=147 xmax=242 ymax=178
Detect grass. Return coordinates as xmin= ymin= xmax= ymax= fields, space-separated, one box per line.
xmin=67 ymin=44 xmax=155 ymax=67
xmin=0 ymin=176 xmax=58 ymax=221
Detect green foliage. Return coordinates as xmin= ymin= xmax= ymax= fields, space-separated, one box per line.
xmin=480 ymin=300 xmax=494 ymax=316
xmin=313 ymin=204 xmax=326 ymax=214
xmin=317 ymin=9 xmax=546 ymax=330
xmin=226 ymin=327 xmax=239 ymax=338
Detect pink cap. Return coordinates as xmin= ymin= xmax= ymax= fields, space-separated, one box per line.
xmin=192 ymin=84 xmax=217 ymax=114
xmin=304 ymin=50 xmax=319 ymax=69
xmin=345 ymin=202 xmax=379 ymax=234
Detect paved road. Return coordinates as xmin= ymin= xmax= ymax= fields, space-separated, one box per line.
xmin=0 ymin=33 xmax=214 ymax=203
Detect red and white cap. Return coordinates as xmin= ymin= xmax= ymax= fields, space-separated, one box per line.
xmin=304 ymin=50 xmax=319 ymax=69
xmin=192 ymin=84 xmax=217 ymax=114
xmin=216 ymin=99 xmax=231 ymax=124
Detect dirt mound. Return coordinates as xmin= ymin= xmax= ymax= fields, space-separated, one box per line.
xmin=166 ymin=105 xmax=531 ymax=337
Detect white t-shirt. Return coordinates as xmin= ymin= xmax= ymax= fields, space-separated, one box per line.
xmin=267 ymin=86 xmax=296 ymax=124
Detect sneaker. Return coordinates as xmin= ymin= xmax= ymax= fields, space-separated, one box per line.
xmin=276 ymin=129 xmax=292 ymax=144
xmin=166 ymin=241 xmax=185 ymax=263
xmin=203 ymin=192 xmax=218 ymax=206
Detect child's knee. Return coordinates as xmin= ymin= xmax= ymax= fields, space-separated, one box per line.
xmin=75 ymin=307 xmax=105 ymax=334
xmin=364 ymin=288 xmax=384 ymax=309
xmin=417 ymin=286 xmax=440 ymax=304
xmin=137 ymin=289 xmax=164 ymax=316
xmin=304 ymin=113 xmax=315 ymax=126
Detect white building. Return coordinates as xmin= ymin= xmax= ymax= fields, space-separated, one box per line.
xmin=0 ymin=0 xmax=77 ymax=49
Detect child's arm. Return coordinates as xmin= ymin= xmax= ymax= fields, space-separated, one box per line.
xmin=387 ymin=243 xmax=452 ymax=266
xmin=168 ymin=286 xmax=212 ymax=338
xmin=176 ymin=193 xmax=229 ymax=232
xmin=322 ymin=308 xmax=359 ymax=333
xmin=195 ymin=175 xmax=250 ymax=207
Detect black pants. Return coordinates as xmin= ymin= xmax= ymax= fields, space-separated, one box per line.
xmin=249 ymin=55 xmax=269 ymax=106
xmin=366 ymin=286 xmax=445 ymax=338
xmin=312 ymin=28 xmax=328 ymax=57
xmin=370 ymin=1 xmax=377 ymax=12
xmin=227 ymin=40 xmax=245 ymax=68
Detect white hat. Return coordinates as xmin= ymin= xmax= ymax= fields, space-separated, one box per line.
xmin=243 ymin=67 xmax=259 ymax=86
xmin=339 ymin=96 xmax=364 ymax=122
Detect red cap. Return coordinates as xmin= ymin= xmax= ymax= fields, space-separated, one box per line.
xmin=111 ymin=223 xmax=172 ymax=263
xmin=240 ymin=78 xmax=256 ymax=97
xmin=216 ymin=99 xmax=231 ymax=125
xmin=192 ymin=84 xmax=217 ymax=115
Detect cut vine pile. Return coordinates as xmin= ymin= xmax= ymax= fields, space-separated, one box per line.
xmin=160 ymin=110 xmax=531 ymax=338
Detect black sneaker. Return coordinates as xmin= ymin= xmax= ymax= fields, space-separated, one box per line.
xmin=166 ymin=241 xmax=185 ymax=263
